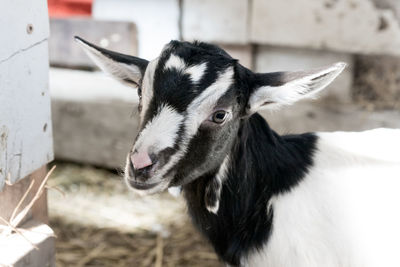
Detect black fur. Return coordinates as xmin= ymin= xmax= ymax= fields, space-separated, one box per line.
xmin=183 ymin=114 xmax=318 ymax=266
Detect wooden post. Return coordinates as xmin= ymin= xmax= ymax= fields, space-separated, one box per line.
xmin=0 ymin=0 xmax=54 ymax=265
xmin=0 ymin=166 xmax=48 ymax=225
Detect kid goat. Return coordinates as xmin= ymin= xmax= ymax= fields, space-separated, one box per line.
xmin=76 ymin=37 xmax=400 ymax=267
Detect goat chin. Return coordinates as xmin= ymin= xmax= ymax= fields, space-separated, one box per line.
xmin=124 ymin=178 xmax=169 ymax=196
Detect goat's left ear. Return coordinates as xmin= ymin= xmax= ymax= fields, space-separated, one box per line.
xmin=246 ymin=62 xmax=346 ymax=114
xmin=74 ymin=36 xmax=149 ymax=88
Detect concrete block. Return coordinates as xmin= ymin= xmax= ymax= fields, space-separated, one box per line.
xmin=353 ymin=54 xmax=400 ymax=110
xmin=0 ymin=220 xmax=55 ymax=267
xmin=182 ymin=0 xmax=248 ymax=44
xmin=49 ymin=18 xmax=138 ymax=69
xmin=255 ymin=45 xmax=354 ymax=103
xmin=93 ymin=0 xmax=180 ymax=59
xmin=250 ymin=0 xmax=400 ymax=56
xmin=219 ymin=44 xmax=253 ymax=69
xmin=261 ymin=102 xmax=400 ymax=134
xmin=50 ymin=68 xmax=139 ymax=169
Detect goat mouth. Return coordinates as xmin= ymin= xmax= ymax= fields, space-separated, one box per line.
xmin=128 ymin=180 xmax=160 ymax=190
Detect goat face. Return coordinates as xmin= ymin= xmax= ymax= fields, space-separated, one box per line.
xmin=128 ymin=45 xmax=243 ymax=194
xmin=76 ymin=38 xmax=245 ymax=193
xmin=75 ymin=37 xmax=345 ymax=195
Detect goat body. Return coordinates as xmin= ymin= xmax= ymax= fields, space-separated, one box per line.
xmin=188 ymin=114 xmax=400 ymax=267
xmin=185 ymin=115 xmax=400 ymax=266
xmin=76 ymin=37 xmax=400 ymax=267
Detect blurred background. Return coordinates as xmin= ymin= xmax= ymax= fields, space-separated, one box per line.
xmin=1 ymin=0 xmax=400 ymax=266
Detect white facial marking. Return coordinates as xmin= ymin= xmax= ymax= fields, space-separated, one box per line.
xmin=164 ymin=54 xmax=207 ymax=84
xmin=186 ymin=66 xmax=234 ymax=135
xmin=134 ymin=104 xmax=183 ymax=158
xmin=141 ymin=57 xmax=159 ymax=122
xmin=155 ymin=67 xmax=234 ymax=183
xmin=185 ymin=62 xmax=207 ymax=83
xmin=206 ymin=155 xmax=230 ymax=214
xmin=164 ymin=54 xmax=186 ymax=72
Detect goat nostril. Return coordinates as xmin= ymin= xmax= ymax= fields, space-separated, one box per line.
xmin=133 ymin=164 xmax=154 ymax=178
xmin=131 ymin=151 xmax=153 ymax=170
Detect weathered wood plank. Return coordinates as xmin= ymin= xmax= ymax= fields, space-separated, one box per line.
xmin=93 ymin=0 xmax=180 ymax=59
xmin=262 ymin=102 xmax=400 ymax=134
xmin=49 ymin=18 xmax=138 ymax=69
xmin=182 ymin=0 xmax=248 ymax=44
xmin=0 ymin=0 xmax=53 ymax=190
xmin=31 ymin=166 xmax=49 ymax=224
xmin=0 ymin=41 xmax=53 ymax=190
xmin=50 ymin=68 xmax=138 ymax=169
xmin=250 ymin=0 xmax=400 ymax=56
xmin=0 ymin=0 xmax=49 ymax=61
xmin=0 ymin=166 xmax=49 ymax=225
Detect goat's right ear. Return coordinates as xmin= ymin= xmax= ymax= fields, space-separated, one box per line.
xmin=74 ymin=36 xmax=149 ymax=88
xmin=246 ymin=62 xmax=346 ymax=114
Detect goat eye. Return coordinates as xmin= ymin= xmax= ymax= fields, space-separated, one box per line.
xmin=211 ymin=110 xmax=227 ymax=124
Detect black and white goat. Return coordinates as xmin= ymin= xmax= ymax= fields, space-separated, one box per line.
xmin=76 ymin=37 xmax=400 ymax=267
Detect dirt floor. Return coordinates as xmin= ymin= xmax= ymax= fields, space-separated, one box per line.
xmin=48 ymin=162 xmax=223 ymax=267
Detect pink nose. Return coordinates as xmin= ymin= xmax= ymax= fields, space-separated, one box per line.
xmin=131 ymin=151 xmax=153 ymax=170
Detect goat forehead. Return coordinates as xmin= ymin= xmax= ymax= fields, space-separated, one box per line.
xmin=148 ymin=52 xmax=235 ymax=112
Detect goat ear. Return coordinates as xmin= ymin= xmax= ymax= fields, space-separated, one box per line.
xmin=74 ymin=36 xmax=149 ymax=88
xmin=246 ymin=62 xmax=346 ymax=114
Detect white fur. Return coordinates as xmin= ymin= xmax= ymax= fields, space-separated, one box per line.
xmin=165 ymin=54 xmax=207 ymax=84
xmin=186 ymin=62 xmax=208 ymax=83
xmin=168 ymin=186 xmax=182 ymax=197
xmin=248 ymin=62 xmax=346 ymax=113
xmin=134 ymin=104 xmax=183 ymax=158
xmin=206 ymin=154 xmax=231 ymax=214
xmin=246 ymin=128 xmax=400 ymax=267
xmin=164 ymin=54 xmax=186 ymax=72
xmin=140 ymin=57 xmax=159 ymax=122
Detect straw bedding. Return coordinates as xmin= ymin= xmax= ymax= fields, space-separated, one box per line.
xmin=48 ymin=162 xmax=222 ymax=267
